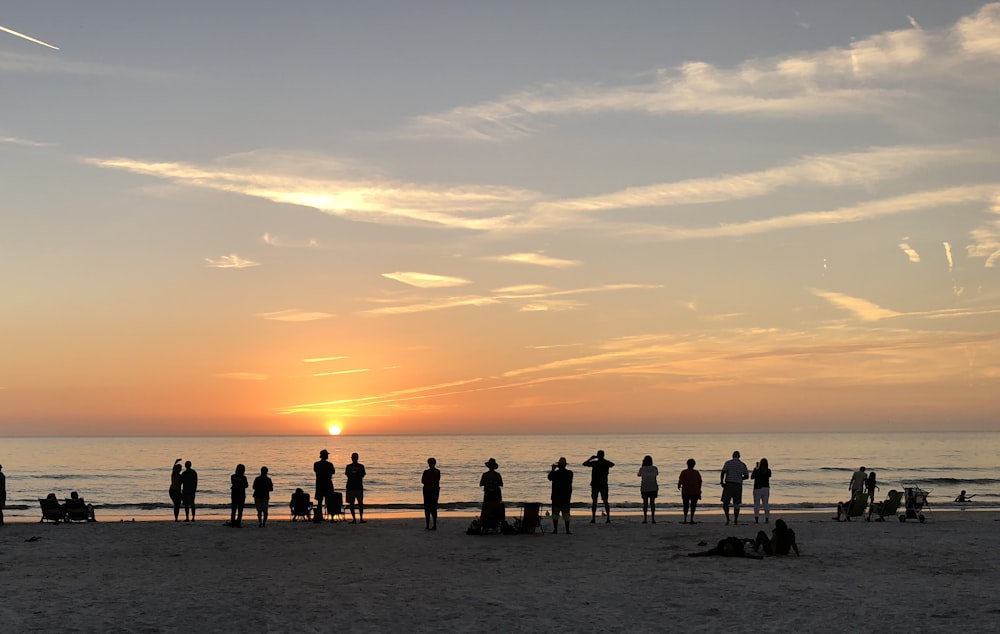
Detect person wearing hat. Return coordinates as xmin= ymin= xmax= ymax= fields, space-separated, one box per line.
xmin=480 ymin=458 xmax=503 ymax=504
xmin=547 ymin=457 xmax=573 ymax=534
xmin=314 ymin=449 xmax=336 ymax=521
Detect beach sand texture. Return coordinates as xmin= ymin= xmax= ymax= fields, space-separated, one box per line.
xmin=1 ymin=511 xmax=998 ymax=633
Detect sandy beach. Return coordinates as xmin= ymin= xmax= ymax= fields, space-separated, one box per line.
xmin=1 ymin=509 xmax=998 ymax=633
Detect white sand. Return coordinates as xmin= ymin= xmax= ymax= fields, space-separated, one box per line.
xmin=1 ymin=510 xmax=998 ymax=633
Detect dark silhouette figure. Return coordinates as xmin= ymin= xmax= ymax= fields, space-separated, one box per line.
xmin=313 ymin=449 xmax=336 ymax=521
xmin=583 ymin=450 xmax=615 ymax=523
xmin=67 ymin=491 xmax=96 ymax=521
xmin=181 ymin=460 xmax=198 ymax=521
xmin=228 ymin=463 xmax=249 ymax=527
xmin=169 ymin=459 xmax=182 ymax=521
xmin=866 ymin=471 xmax=879 ymax=505
xmin=637 ymin=455 xmax=659 ymax=524
xmin=421 ymin=457 xmax=440 ymax=530
xmin=290 ymin=487 xmax=313 ymax=520
xmin=678 ymin=458 xmax=702 ymax=524
xmin=480 ymin=458 xmax=503 ymax=504
xmin=754 ymin=518 xmax=800 ymax=556
xmin=547 ymin=457 xmax=574 ymax=534
xmin=955 ymin=490 xmax=975 ymax=503
xmin=751 ymin=457 xmax=772 ymax=524
xmin=0 ymin=463 xmax=6 ymax=525
xmin=252 ymin=466 xmax=274 ymax=528
xmin=689 ymin=536 xmax=762 ymax=559
xmin=344 ymin=452 xmax=367 ymax=523
xmin=719 ymin=450 xmax=749 ymax=525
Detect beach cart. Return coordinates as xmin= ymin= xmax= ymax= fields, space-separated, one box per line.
xmin=902 ymin=486 xmax=931 ymax=522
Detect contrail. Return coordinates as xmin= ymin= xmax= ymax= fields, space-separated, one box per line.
xmin=0 ymin=24 xmax=60 ymax=50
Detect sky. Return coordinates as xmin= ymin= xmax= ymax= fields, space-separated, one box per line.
xmin=2 ymin=1 xmax=999 ymax=436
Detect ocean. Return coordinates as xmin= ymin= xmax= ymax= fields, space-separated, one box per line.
xmin=2 ymin=432 xmax=997 ymax=520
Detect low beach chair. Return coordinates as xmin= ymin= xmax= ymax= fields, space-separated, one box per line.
xmin=837 ymin=490 xmax=870 ymax=522
xmin=289 ymin=491 xmax=313 ymax=522
xmin=519 ymin=503 xmax=541 ymax=534
xmin=479 ymin=501 xmax=506 ymax=534
xmin=38 ymin=497 xmax=66 ymax=523
xmin=63 ymin=497 xmax=96 ymax=522
xmin=867 ymin=489 xmax=903 ymax=522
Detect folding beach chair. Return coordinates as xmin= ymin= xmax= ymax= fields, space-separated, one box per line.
xmin=837 ymin=490 xmax=870 ymax=522
xmin=289 ymin=490 xmax=313 ymax=522
xmin=518 ymin=503 xmax=542 ymax=534
xmin=867 ymin=489 xmax=904 ymax=522
xmin=479 ymin=501 xmax=506 ymax=534
xmin=903 ymin=487 xmax=931 ymax=522
xmin=63 ymin=497 xmax=96 ymax=522
xmin=38 ymin=497 xmax=66 ymax=523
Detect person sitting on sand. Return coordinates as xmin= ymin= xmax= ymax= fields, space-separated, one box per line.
xmin=688 ymin=536 xmax=762 ymax=559
xmin=753 ymin=518 xmax=800 ymax=556
xmin=955 ymin=490 xmax=975 ymax=503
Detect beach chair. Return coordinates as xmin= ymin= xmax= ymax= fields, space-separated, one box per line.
xmin=867 ymin=489 xmax=904 ymax=522
xmin=38 ymin=497 xmax=66 ymax=523
xmin=63 ymin=497 xmax=96 ymax=522
xmin=479 ymin=501 xmax=506 ymax=534
xmin=519 ymin=503 xmax=542 ymax=534
xmin=837 ymin=490 xmax=870 ymax=522
xmin=328 ymin=491 xmax=346 ymax=522
xmin=289 ymin=491 xmax=313 ymax=522
xmin=903 ymin=487 xmax=931 ymax=522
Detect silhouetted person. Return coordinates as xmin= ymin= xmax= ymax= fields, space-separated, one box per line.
xmin=345 ymin=452 xmax=367 ymax=523
xmin=0 ymin=463 xmax=6 ymax=525
xmin=181 ymin=460 xmax=198 ymax=521
xmin=547 ymin=457 xmax=573 ymax=534
xmin=583 ymin=450 xmax=614 ymax=523
xmin=313 ymin=449 xmax=336 ymax=521
xmin=68 ymin=491 xmax=96 ymax=521
xmin=956 ymin=490 xmax=976 ymax=503
xmin=228 ymin=463 xmax=248 ymax=527
xmin=753 ymin=518 xmax=800 ymax=556
xmin=480 ymin=458 xmax=503 ymax=504
xmin=849 ymin=466 xmax=867 ymax=496
xmin=720 ymin=450 xmax=749 ymax=525
xmin=169 ymin=459 xmax=182 ymax=521
xmin=689 ymin=536 xmax=761 ymax=559
xmin=866 ymin=470 xmax=879 ymax=505
xmin=252 ymin=466 xmax=273 ymax=528
xmin=421 ymin=457 xmax=440 ymax=530
xmin=751 ymin=457 xmax=771 ymax=524
xmin=637 ymin=455 xmax=659 ymax=524
xmin=290 ymin=487 xmax=312 ymax=520
xmin=678 ymin=458 xmax=702 ymax=524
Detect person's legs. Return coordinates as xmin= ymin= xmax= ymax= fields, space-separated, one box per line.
xmin=563 ymin=508 xmax=572 ymax=534
xmin=262 ymin=503 xmax=268 ymax=527
xmin=690 ymin=495 xmax=698 ymax=522
xmin=761 ymin=487 xmax=770 ymax=523
xmin=590 ymin=488 xmax=598 ymax=522
xmin=602 ymin=486 xmax=611 ymax=522
xmin=681 ymin=495 xmax=690 ymax=523
xmin=753 ymin=488 xmax=762 ymax=521
xmin=650 ymin=495 xmax=656 ymax=523
xmin=358 ymin=491 xmax=365 ymax=522
xmin=642 ymin=494 xmax=649 ymax=523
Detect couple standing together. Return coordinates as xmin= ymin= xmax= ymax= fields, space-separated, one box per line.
xmin=168 ymin=459 xmax=198 ymax=521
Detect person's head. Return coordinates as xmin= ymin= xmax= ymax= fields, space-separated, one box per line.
xmin=687 ymin=458 xmax=696 ymax=468
xmin=774 ymin=518 xmax=788 ymax=531
xmin=642 ymin=455 xmax=653 ymax=467
xmin=596 ymin=450 xmax=605 ymax=458
xmin=427 ymin=457 xmax=436 ymax=467
xmin=320 ymin=449 xmax=329 ymax=459
xmin=759 ymin=457 xmax=768 ymax=469
xmin=859 ymin=466 xmax=866 ymax=472
xmin=557 ymin=457 xmax=567 ymax=469
xmin=867 ymin=471 xmax=876 ymax=483
xmin=185 ymin=460 xmax=192 ymax=469
xmin=960 ymin=489 xmax=967 ymax=496
xmin=260 ymin=466 xmax=268 ymax=475
xmin=235 ymin=463 xmax=245 ymax=475
xmin=70 ymin=491 xmax=80 ymax=499
xmin=351 ymin=452 xmax=359 ymax=462
xmin=46 ymin=493 xmax=57 ymax=500
xmin=733 ymin=451 xmax=741 ymax=459
xmin=485 ymin=457 xmax=499 ymax=470
xmin=295 ymin=487 xmax=304 ymax=494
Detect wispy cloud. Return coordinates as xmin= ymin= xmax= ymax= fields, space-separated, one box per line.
xmin=85 ymin=151 xmax=541 ymax=231
xmin=256 ymin=309 xmax=333 ymax=322
xmin=811 ymin=289 xmax=900 ymax=321
xmin=0 ymin=135 xmax=54 ymax=148
xmin=204 ymin=254 xmax=259 ymax=269
xmin=382 ymin=272 xmax=472 ymax=288
xmin=898 ymin=241 xmax=920 ymax=263
xmin=966 ymin=196 xmax=1000 ymax=267
xmin=487 ymin=252 xmax=581 ymax=268
xmin=303 ymin=356 xmax=348 ymax=363
xmin=312 ymin=368 xmax=369 ymax=377
xmin=262 ymin=232 xmax=319 ymax=248
xmin=0 ymin=24 xmax=59 ymax=50
xmin=404 ymin=4 xmax=1000 ymax=141
xmin=944 ymin=242 xmax=954 ymax=271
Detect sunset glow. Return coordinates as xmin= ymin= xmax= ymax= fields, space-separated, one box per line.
xmin=2 ymin=3 xmax=999 ymax=435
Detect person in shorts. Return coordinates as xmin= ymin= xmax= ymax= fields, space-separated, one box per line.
xmin=344 ymin=452 xmax=367 ymax=523
xmin=252 ymin=465 xmax=274 ymax=528
xmin=719 ymin=450 xmax=749 ymax=525
xmin=547 ymin=457 xmax=573 ymax=534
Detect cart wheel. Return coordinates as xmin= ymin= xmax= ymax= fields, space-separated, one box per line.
xmin=918 ymin=513 xmax=925 ymax=523
xmin=898 ymin=514 xmax=906 ymax=522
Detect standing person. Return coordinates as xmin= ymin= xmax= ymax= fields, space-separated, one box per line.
xmin=168 ymin=459 xmax=183 ymax=521
xmin=181 ymin=460 xmax=198 ymax=521
xmin=866 ymin=471 xmax=879 ymax=505
xmin=252 ymin=466 xmax=274 ymax=528
xmin=637 ymin=455 xmax=659 ymax=524
xmin=479 ymin=458 xmax=503 ymax=504
xmin=751 ymin=457 xmax=772 ymax=524
xmin=719 ymin=450 xmax=749 ymax=525
xmin=583 ymin=450 xmax=615 ymax=523
xmin=677 ymin=458 xmax=702 ymax=524
xmin=344 ymin=452 xmax=367 ymax=524
xmin=849 ymin=466 xmax=867 ymax=496
xmin=313 ymin=449 xmax=336 ymax=522
xmin=421 ymin=457 xmax=440 ymax=531
xmin=0 ymin=463 xmax=6 ymax=526
xmin=228 ymin=463 xmax=249 ymax=528
xmin=547 ymin=457 xmax=574 ymax=534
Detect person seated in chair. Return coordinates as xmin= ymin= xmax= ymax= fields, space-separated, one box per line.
xmin=290 ymin=488 xmax=312 ymax=520
xmin=753 ymin=518 xmax=799 ymax=556
xmin=68 ymin=491 xmax=97 ymax=521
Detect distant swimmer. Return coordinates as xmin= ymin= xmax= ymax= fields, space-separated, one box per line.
xmin=955 ymin=490 xmax=975 ymax=503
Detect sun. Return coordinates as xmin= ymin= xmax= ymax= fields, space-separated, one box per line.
xmin=327 ymin=424 xmax=343 ymax=436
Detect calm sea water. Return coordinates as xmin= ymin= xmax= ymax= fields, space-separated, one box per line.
xmin=2 ymin=432 xmax=997 ymax=520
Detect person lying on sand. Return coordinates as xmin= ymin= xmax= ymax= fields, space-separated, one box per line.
xmin=688 ymin=536 xmax=762 ymax=559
